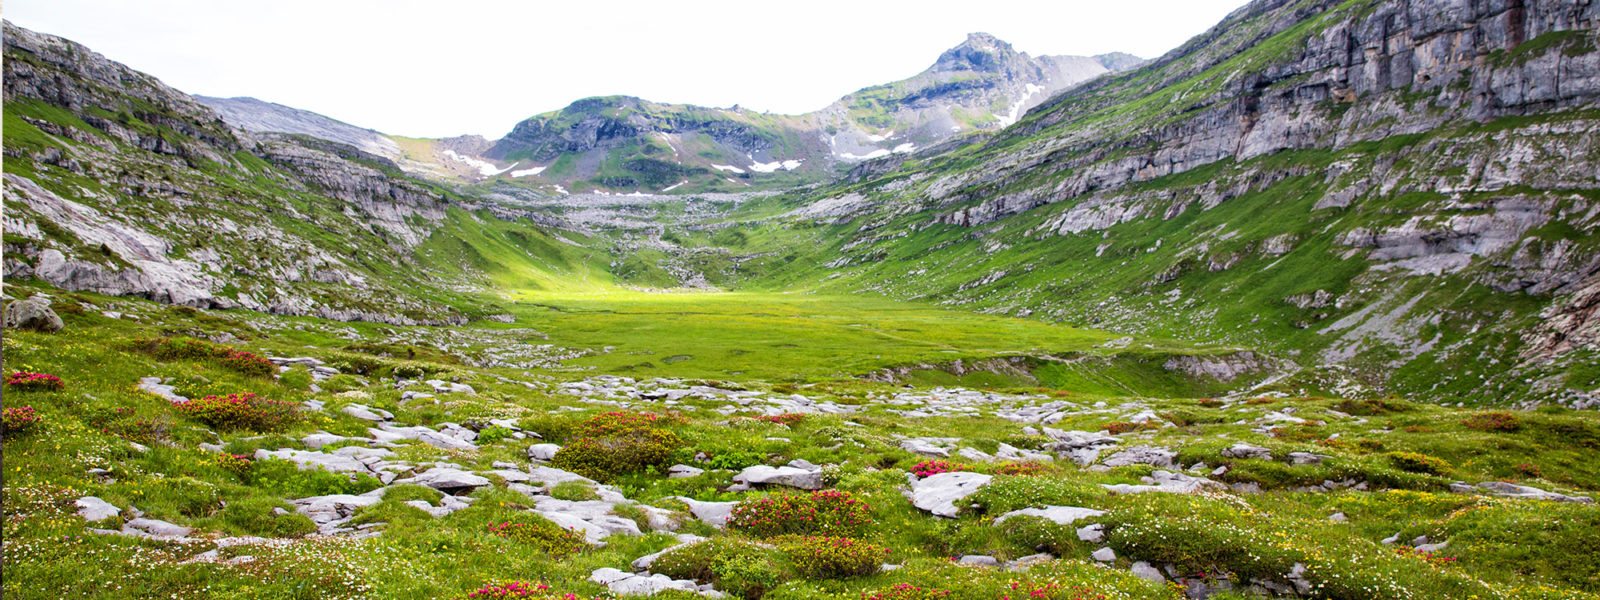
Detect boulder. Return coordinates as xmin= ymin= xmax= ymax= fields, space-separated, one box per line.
xmin=4 ymin=297 xmax=63 ymax=332
xmin=75 ymin=496 xmax=120 ymax=522
xmin=908 ymin=471 xmax=992 ymax=518
xmin=123 ymin=518 xmax=192 ymax=538
xmin=527 ymin=443 xmax=562 ymax=461
xmin=674 ymin=497 xmax=737 ymax=528
xmin=732 ymin=464 xmax=824 ymax=490
xmin=1221 ymin=443 xmax=1272 ymax=460
xmin=408 ymin=467 xmax=491 ymax=494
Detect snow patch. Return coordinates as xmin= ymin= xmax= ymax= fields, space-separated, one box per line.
xmin=711 ymin=164 xmax=746 ymax=174
xmin=995 ymin=83 xmax=1046 ymax=128
xmin=749 ymin=159 xmax=804 ymax=173
xmin=661 ymin=180 xmax=689 ymax=192
xmin=841 ymin=149 xmax=891 ymax=161
xmin=866 ymin=131 xmax=895 ymax=143
xmin=892 ymin=143 xmax=916 ymax=154
xmin=510 ymin=166 xmax=547 ymax=178
xmin=442 ymin=150 xmax=516 ymax=177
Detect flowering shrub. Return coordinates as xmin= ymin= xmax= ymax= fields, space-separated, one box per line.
xmin=5 ymin=372 xmax=63 ymax=391
xmin=462 ymin=581 xmax=597 ymax=600
xmin=1101 ymin=421 xmax=1155 ymax=435
xmin=1513 ymin=462 xmax=1543 ymax=478
xmin=551 ymin=427 xmax=682 ymax=481
xmin=754 ymin=413 xmax=806 ymax=426
xmin=911 ymin=460 xmax=966 ymax=478
xmin=778 ymin=535 xmax=888 ymax=578
xmin=997 ymin=461 xmax=1048 ymax=477
xmin=862 ymin=584 xmax=953 ymax=599
xmin=1387 ymin=451 xmax=1450 ymax=475
xmin=576 ymin=411 xmax=685 ymax=437
xmin=133 ymin=337 xmax=275 ymax=377
xmin=488 ymin=519 xmax=588 ymax=555
xmin=1461 ymin=411 xmax=1521 ymax=432
xmin=216 ymin=453 xmax=253 ymax=476
xmin=2 ymin=407 xmax=43 ymax=434
xmin=728 ymin=490 xmax=873 ymax=538
xmin=172 ymin=393 xmax=300 ymax=431
xmin=218 ymin=350 xmax=276 ymax=377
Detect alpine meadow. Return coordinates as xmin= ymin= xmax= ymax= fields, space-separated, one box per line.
xmin=4 ymin=1 xmax=1600 ymax=599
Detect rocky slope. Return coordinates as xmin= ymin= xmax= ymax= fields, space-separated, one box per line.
xmin=0 ymin=21 xmax=545 ymax=325
xmin=195 ymin=95 xmax=402 ymax=160
xmin=687 ymin=0 xmax=1600 ymax=406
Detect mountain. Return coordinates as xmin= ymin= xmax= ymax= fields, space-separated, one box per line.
xmin=0 ymin=21 xmax=573 ymax=325
xmin=196 ymin=35 xmax=1140 ymax=195
xmin=667 ymin=0 xmax=1600 ymax=407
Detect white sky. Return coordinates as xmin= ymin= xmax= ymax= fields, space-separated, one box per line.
xmin=6 ymin=0 xmax=1249 ymax=139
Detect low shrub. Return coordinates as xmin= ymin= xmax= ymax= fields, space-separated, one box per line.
xmin=1461 ymin=411 xmax=1522 ymax=432
xmin=1000 ymin=433 xmax=1054 ymax=450
xmin=996 ymin=461 xmax=1048 ymax=477
xmin=652 ymin=538 xmax=789 ymax=599
xmin=216 ymin=453 xmax=254 ymax=476
xmin=488 ymin=519 xmax=588 ymax=555
xmin=727 ymin=490 xmax=873 ymax=538
xmin=1101 ymin=421 xmax=1156 ymax=435
xmin=576 ymin=411 xmax=686 ymax=437
xmin=1386 ymin=451 xmax=1451 ymax=475
xmin=88 ymin=407 xmax=171 ymax=444
xmin=911 ymin=460 xmax=966 ymax=478
xmin=243 ymin=458 xmax=382 ymax=497
xmin=701 ymin=449 xmax=766 ymax=471
xmin=777 ymin=535 xmax=888 ymax=578
xmin=132 ymin=337 xmax=275 ymax=377
xmin=476 ymin=425 xmax=515 ymax=445
xmin=217 ymin=496 xmax=315 ymax=537
xmin=171 ymin=393 xmax=300 ymax=432
xmin=1332 ymin=397 xmax=1411 ymax=415
xmin=551 ymin=427 xmax=683 ymax=481
xmin=5 ymin=372 xmax=63 ymax=391
xmin=2 ymin=406 xmax=43 ymax=435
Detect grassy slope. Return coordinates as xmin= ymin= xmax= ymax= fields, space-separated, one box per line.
xmin=3 ymin=287 xmax=1598 ymax=599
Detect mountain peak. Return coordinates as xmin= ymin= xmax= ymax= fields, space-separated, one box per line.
xmin=934 ymin=32 xmax=1022 ymax=73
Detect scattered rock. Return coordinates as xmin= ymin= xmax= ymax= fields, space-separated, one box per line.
xmin=4 ymin=297 xmax=64 ymax=332
xmin=907 ymin=471 xmax=992 ymax=518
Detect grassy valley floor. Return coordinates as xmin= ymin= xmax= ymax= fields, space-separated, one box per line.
xmin=3 ymin=283 xmax=1599 ymax=600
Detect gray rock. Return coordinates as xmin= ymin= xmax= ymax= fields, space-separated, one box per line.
xmin=1221 ymin=443 xmax=1272 ymax=460
xmin=1092 ymin=547 xmax=1116 ymax=562
xmin=1473 ymin=481 xmax=1595 ymax=504
xmin=4 ymin=297 xmax=63 ymax=332
xmin=899 ymin=438 xmax=952 ymax=458
xmin=75 ymin=496 xmax=120 ymax=522
xmin=907 ymin=471 xmax=992 ymax=518
xmin=123 ymin=518 xmax=192 ymax=538
xmin=674 ymin=497 xmax=736 ymax=528
xmin=993 ymin=506 xmax=1105 ymax=526
xmin=527 ymin=443 xmax=562 ymax=461
xmin=1130 ymin=561 xmax=1165 ymax=583
xmin=339 ymin=404 xmax=390 ymax=422
xmin=668 ymin=464 xmax=705 ymax=479
xmin=732 ymin=465 xmax=824 ymax=490
xmin=408 ymin=467 xmax=491 ymax=494
xmin=136 ymin=377 xmax=187 ymax=402
xmin=1077 ymin=523 xmax=1105 ymax=542
xmin=1288 ymin=452 xmax=1331 ymax=465
xmin=958 ymin=555 xmax=999 ymax=566
xmin=1102 ymin=470 xmax=1225 ymax=495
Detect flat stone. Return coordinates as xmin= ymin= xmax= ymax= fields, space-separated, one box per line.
xmin=907 ymin=471 xmax=992 ymax=518
xmin=123 ymin=518 xmax=192 ymax=538
xmin=527 ymin=443 xmax=561 ymax=461
xmin=732 ymin=465 xmax=824 ymax=490
xmin=1131 ymin=561 xmax=1166 ymax=583
xmin=75 ymin=496 xmax=120 ymax=522
xmin=994 ymin=506 xmax=1105 ymax=526
xmin=1092 ymin=547 xmax=1116 ymax=562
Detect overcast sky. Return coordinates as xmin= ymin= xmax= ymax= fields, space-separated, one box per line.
xmin=6 ymin=0 xmax=1249 ymax=139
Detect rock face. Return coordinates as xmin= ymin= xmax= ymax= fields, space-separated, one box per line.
xmin=4 ymin=297 xmax=63 ymax=332
xmin=790 ymin=0 xmax=1600 ymax=406
xmin=196 ymin=95 xmax=402 ymax=159
xmin=1 ymin=22 xmax=469 ymax=327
